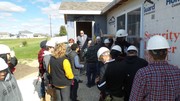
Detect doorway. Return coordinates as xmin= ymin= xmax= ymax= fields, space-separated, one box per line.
xmin=76 ymin=22 xmax=92 ymax=39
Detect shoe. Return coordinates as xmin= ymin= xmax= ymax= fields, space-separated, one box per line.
xmin=91 ymin=83 xmax=95 ymax=87
xmin=78 ymin=80 xmax=83 ymax=83
xmin=86 ymin=84 xmax=91 ymax=88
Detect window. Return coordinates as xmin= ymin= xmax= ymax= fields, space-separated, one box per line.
xmin=117 ymin=14 xmax=125 ymax=30
xmin=127 ymin=8 xmax=141 ymax=51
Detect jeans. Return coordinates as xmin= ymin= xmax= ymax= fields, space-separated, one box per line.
xmin=86 ymin=62 xmax=97 ymax=86
xmin=40 ymin=78 xmax=45 ymax=98
xmin=55 ymin=86 xmax=71 ymax=101
xmin=70 ymin=79 xmax=79 ymax=101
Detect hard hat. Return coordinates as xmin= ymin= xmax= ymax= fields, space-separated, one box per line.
xmin=96 ymin=36 xmax=100 ymax=40
xmin=111 ymin=45 xmax=122 ymax=52
xmin=0 ymin=58 xmax=8 ymax=71
xmin=97 ymin=47 xmax=110 ymax=59
xmin=127 ymin=45 xmax=138 ymax=52
xmin=0 ymin=44 xmax=11 ymax=54
xmin=115 ymin=29 xmax=128 ymax=37
xmin=147 ymin=35 xmax=170 ymax=50
xmin=46 ymin=40 xmax=56 ymax=47
xmin=104 ymin=38 xmax=110 ymax=43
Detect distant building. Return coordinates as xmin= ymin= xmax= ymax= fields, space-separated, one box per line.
xmin=18 ymin=30 xmax=34 ymax=38
xmin=0 ymin=32 xmax=10 ymax=38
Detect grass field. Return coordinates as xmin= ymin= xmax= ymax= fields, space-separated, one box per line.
xmin=0 ymin=38 xmax=47 ymax=59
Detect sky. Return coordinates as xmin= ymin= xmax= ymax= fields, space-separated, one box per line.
xmin=0 ymin=0 xmax=113 ymax=35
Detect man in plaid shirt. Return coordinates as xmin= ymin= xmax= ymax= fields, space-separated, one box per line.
xmin=129 ymin=35 xmax=180 ymax=101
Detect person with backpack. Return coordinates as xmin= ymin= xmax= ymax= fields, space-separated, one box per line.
xmin=43 ymin=39 xmax=56 ymax=101
xmin=37 ymin=40 xmax=47 ymax=101
xmin=68 ymin=43 xmax=84 ymax=101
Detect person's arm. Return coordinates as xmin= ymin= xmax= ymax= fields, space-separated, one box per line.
xmin=97 ymin=71 xmax=107 ymax=91
xmin=129 ymin=69 xmax=146 ymax=101
xmin=74 ymin=55 xmax=84 ymax=68
xmin=63 ymin=59 xmax=74 ymax=79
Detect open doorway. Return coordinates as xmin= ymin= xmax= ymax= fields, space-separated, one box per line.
xmin=76 ymin=22 xmax=92 ymax=39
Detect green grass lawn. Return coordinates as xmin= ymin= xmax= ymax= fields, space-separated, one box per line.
xmin=0 ymin=38 xmax=47 ymax=59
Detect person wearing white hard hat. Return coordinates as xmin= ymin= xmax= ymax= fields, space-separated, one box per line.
xmin=110 ymin=45 xmax=124 ymax=62
xmin=43 ymin=39 xmax=56 ymax=101
xmin=96 ymin=47 xmax=126 ymax=101
xmin=0 ymin=58 xmax=23 ymax=101
xmin=115 ymin=29 xmax=131 ymax=57
xmin=0 ymin=44 xmax=18 ymax=74
xmin=130 ymin=35 xmax=180 ymax=101
xmin=103 ymin=38 xmax=111 ymax=49
xmin=118 ymin=45 xmax=148 ymax=101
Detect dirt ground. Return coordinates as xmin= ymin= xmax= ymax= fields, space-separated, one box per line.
xmin=14 ymin=59 xmax=38 ymax=80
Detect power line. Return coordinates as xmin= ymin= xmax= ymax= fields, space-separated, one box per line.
xmin=49 ymin=15 xmax=52 ymax=37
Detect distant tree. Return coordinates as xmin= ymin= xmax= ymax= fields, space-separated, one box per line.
xmin=59 ymin=25 xmax=67 ymax=36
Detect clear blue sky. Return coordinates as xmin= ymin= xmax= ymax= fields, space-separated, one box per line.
xmin=0 ymin=0 xmax=112 ymax=35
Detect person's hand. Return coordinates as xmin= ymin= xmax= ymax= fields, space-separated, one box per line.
xmin=95 ymin=76 xmax=100 ymax=84
xmin=0 ymin=71 xmax=7 ymax=80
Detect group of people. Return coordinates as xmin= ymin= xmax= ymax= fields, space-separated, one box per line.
xmin=37 ymin=29 xmax=180 ymax=101
xmin=0 ymin=28 xmax=179 ymax=101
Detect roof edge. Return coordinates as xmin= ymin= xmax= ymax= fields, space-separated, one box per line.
xmin=59 ymin=10 xmax=101 ymax=15
xmin=101 ymin=0 xmax=122 ymax=14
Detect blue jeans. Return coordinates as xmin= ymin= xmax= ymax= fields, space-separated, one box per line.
xmin=40 ymin=78 xmax=45 ymax=98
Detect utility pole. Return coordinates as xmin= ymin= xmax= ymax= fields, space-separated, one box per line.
xmin=49 ymin=15 xmax=52 ymax=37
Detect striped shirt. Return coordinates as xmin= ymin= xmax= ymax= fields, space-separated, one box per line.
xmin=129 ymin=61 xmax=180 ymax=101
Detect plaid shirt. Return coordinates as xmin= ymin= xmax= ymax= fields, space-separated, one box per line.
xmin=129 ymin=61 xmax=180 ymax=101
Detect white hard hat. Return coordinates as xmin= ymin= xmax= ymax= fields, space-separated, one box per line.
xmin=104 ymin=38 xmax=110 ymax=44
xmin=0 ymin=58 xmax=8 ymax=71
xmin=97 ymin=47 xmax=110 ymax=59
xmin=0 ymin=44 xmax=11 ymax=54
xmin=116 ymin=29 xmax=128 ymax=37
xmin=46 ymin=40 xmax=56 ymax=47
xmin=96 ymin=36 xmax=100 ymax=40
xmin=111 ymin=45 xmax=122 ymax=52
xmin=147 ymin=35 xmax=170 ymax=50
xmin=127 ymin=45 xmax=138 ymax=52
